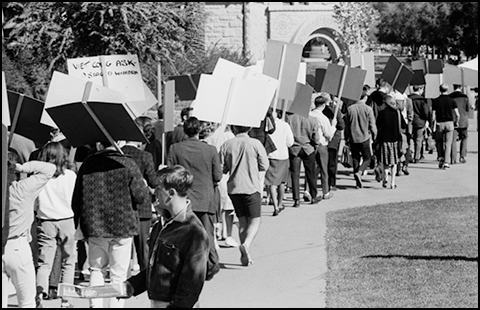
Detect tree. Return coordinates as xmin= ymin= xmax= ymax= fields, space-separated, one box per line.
xmin=3 ymin=2 xmax=208 ymax=100
xmin=333 ymin=2 xmax=380 ymax=54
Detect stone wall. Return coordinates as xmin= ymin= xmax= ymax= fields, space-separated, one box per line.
xmin=204 ymin=3 xmax=245 ymax=55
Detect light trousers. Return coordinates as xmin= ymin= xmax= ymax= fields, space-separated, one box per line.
xmin=2 ymin=236 xmax=36 ymax=308
xmin=88 ymin=237 xmax=133 ymax=308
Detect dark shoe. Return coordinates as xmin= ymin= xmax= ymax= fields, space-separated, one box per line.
xmin=459 ymin=157 xmax=466 ymax=163
xmin=279 ymin=204 xmax=286 ymax=211
xmin=402 ymin=166 xmax=409 ymax=176
xmin=323 ymin=192 xmax=334 ymax=200
xmin=311 ymin=196 xmax=322 ymax=204
xmin=354 ymin=172 xmax=363 ymax=189
xmin=272 ymin=209 xmax=280 ymax=216
xmin=292 ymin=200 xmax=300 ymax=208
xmin=303 ymin=191 xmax=311 ymax=202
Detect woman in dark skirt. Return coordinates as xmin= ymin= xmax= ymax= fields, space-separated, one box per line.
xmin=376 ymin=95 xmax=405 ymax=189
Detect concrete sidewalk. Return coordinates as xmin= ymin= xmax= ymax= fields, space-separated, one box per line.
xmin=7 ymin=120 xmax=478 ymax=308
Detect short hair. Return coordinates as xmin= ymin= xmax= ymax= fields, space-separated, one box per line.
xmin=157 ymin=105 xmax=164 ymax=119
xmin=384 ymin=95 xmax=397 ymax=108
xmin=314 ymin=92 xmax=331 ymax=107
xmin=453 ymin=84 xmax=462 ymax=90
xmin=439 ymin=84 xmax=449 ymax=93
xmin=37 ymin=142 xmax=69 ymax=177
xmin=8 ymin=150 xmax=22 ymax=183
xmin=412 ymin=85 xmax=424 ymax=92
xmin=183 ymin=116 xmax=202 ymax=137
xmin=376 ymin=78 xmax=387 ymax=88
xmin=232 ymin=125 xmax=251 ymax=134
xmin=135 ymin=116 xmax=154 ymax=138
xmin=156 ymin=165 xmax=193 ymax=197
xmin=181 ymin=107 xmax=193 ymax=121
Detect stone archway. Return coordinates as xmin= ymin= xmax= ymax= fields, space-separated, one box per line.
xmin=290 ymin=16 xmax=349 ymax=63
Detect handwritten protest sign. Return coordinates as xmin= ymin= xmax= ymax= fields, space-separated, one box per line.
xmin=44 ymin=71 xmax=147 ymax=148
xmin=67 ymin=54 xmax=145 ymax=102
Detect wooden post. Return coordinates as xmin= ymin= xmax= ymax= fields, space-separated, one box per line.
xmin=81 ymin=81 xmax=123 ymax=154
xmin=272 ymin=44 xmax=287 ymax=113
xmin=7 ymin=94 xmax=24 ymax=148
xmin=333 ymin=66 xmax=348 ymax=122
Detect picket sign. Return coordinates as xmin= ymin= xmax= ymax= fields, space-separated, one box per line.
xmin=350 ymin=52 xmax=375 ymax=88
xmin=2 ymin=124 xmax=7 ymax=228
xmin=381 ymin=55 xmax=415 ymax=94
xmin=322 ymin=64 xmax=367 ymax=122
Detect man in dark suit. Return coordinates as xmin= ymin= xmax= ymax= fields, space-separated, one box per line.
xmin=167 ymin=116 xmax=223 ymax=280
xmin=122 ymin=141 xmax=159 ymax=272
xmin=408 ymin=85 xmax=430 ymax=163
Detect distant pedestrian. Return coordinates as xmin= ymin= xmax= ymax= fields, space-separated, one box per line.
xmin=376 ymin=96 xmax=405 ymax=189
xmin=449 ymin=84 xmax=472 ymax=164
xmin=220 ymin=125 xmax=269 ymax=266
xmin=167 ymin=117 xmax=223 ymax=279
xmin=286 ymin=112 xmax=321 ymax=207
xmin=323 ymin=96 xmax=345 ymax=191
xmin=344 ymin=89 xmax=378 ymax=189
xmin=432 ymin=84 xmax=460 ymax=169
xmin=408 ymin=85 xmax=430 ymax=163
xmin=265 ymin=109 xmax=294 ymax=216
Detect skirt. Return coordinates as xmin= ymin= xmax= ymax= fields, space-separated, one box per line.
xmin=265 ymin=159 xmax=290 ymax=186
xmin=380 ymin=141 xmax=400 ymax=166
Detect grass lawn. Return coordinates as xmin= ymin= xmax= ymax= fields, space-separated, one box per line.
xmin=325 ymin=196 xmax=478 ymax=308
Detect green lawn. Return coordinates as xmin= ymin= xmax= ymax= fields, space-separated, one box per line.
xmin=325 ymin=196 xmax=478 ymax=308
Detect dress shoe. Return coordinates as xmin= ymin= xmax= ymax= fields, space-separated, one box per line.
xmin=292 ymin=200 xmax=301 ymax=208
xmin=303 ymin=191 xmax=312 ymax=202
xmin=460 ymin=157 xmax=466 ymax=163
xmin=311 ymin=196 xmax=322 ymax=204
xmin=272 ymin=209 xmax=280 ymax=216
xmin=323 ymin=192 xmax=334 ymax=200
xmin=402 ymin=165 xmax=409 ymax=176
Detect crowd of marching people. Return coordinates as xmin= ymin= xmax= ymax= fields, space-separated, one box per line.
xmin=3 ymin=79 xmax=478 ymax=308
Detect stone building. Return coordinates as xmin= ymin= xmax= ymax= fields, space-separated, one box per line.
xmin=202 ymin=2 xmax=347 ymax=72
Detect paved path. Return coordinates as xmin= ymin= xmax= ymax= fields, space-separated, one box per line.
xmin=8 ymin=118 xmax=478 ymax=308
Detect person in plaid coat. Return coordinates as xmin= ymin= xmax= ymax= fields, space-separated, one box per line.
xmin=122 ymin=141 xmax=159 ymax=272
xmin=72 ymin=141 xmax=150 ymax=308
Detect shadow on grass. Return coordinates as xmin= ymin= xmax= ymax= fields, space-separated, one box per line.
xmin=361 ymin=254 xmax=478 ymax=262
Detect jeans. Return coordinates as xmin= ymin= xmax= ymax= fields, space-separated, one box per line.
xmin=315 ymin=145 xmax=329 ymax=195
xmin=36 ymin=218 xmax=77 ymax=297
xmin=88 ymin=237 xmax=133 ymax=308
xmin=2 ymin=237 xmax=36 ymax=308
xmin=350 ymin=139 xmax=372 ymax=174
xmin=436 ymin=121 xmax=454 ymax=164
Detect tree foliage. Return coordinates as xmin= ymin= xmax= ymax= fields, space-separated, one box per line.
xmin=3 ymin=2 xmax=219 ymax=100
xmin=333 ymin=2 xmax=380 ymax=54
xmin=373 ymin=2 xmax=478 ymax=59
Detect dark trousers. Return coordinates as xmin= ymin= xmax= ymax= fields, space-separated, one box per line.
xmin=133 ymin=219 xmax=151 ymax=272
xmin=328 ymin=148 xmax=339 ymax=188
xmin=289 ymin=149 xmax=317 ymax=200
xmin=315 ymin=146 xmax=329 ymax=195
xmin=77 ymin=240 xmax=87 ymax=272
xmin=350 ymin=139 xmax=372 ymax=174
xmin=194 ymin=211 xmax=220 ymax=276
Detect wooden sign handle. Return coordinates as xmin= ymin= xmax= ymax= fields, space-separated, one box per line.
xmin=220 ymin=79 xmax=237 ymax=128
xmin=7 ymin=94 xmax=24 ymax=148
xmin=81 ymin=81 xmax=123 ymax=154
xmin=273 ymin=44 xmax=287 ymax=113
